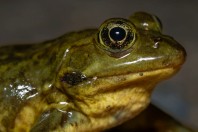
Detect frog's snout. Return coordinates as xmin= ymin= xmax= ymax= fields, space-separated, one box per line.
xmin=173 ymin=41 xmax=186 ymax=67
xmin=167 ymin=40 xmax=187 ymax=69
xmin=154 ymin=36 xmax=187 ymax=69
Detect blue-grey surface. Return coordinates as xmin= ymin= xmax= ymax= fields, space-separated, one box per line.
xmin=0 ymin=0 xmax=197 ymax=130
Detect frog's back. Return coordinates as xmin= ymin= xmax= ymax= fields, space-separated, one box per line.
xmin=0 ymin=29 xmax=97 ymax=131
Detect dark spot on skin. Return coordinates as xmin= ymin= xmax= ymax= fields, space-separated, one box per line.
xmin=70 ymin=122 xmax=78 ymax=127
xmin=70 ymin=123 xmax=73 ymax=126
xmin=139 ymin=72 xmax=144 ymax=76
xmin=47 ymin=53 xmax=56 ymax=65
xmin=61 ymin=112 xmax=69 ymax=127
xmin=162 ymin=59 xmax=171 ymax=67
xmin=60 ymin=72 xmax=87 ymax=85
xmin=74 ymin=122 xmax=78 ymax=127
xmin=106 ymin=105 xmax=113 ymax=112
xmin=106 ymin=105 xmax=111 ymax=109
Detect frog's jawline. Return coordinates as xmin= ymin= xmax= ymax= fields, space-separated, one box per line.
xmin=96 ymin=66 xmax=180 ymax=82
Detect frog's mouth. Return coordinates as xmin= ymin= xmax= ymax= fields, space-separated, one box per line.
xmin=66 ymin=66 xmax=180 ymax=99
xmin=94 ymin=67 xmax=180 ymax=93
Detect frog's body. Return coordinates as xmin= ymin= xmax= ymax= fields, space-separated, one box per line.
xmin=0 ymin=12 xmax=188 ymax=132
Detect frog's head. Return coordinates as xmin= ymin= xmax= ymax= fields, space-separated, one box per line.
xmin=55 ymin=12 xmax=186 ymax=129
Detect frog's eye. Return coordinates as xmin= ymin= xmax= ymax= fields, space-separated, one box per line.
xmin=110 ymin=27 xmax=126 ymax=42
xmin=96 ymin=18 xmax=136 ymax=55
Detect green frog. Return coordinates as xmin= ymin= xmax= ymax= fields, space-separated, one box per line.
xmin=0 ymin=12 xmax=191 ymax=132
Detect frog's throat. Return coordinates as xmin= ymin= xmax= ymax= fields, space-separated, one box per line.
xmin=71 ymin=68 xmax=179 ymax=131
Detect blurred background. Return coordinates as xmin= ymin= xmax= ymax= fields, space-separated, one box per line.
xmin=0 ymin=0 xmax=197 ymax=130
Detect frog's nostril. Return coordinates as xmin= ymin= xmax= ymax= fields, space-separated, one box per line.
xmin=174 ymin=41 xmax=187 ymax=65
xmin=170 ymin=43 xmax=187 ymax=68
xmin=152 ymin=37 xmax=162 ymax=49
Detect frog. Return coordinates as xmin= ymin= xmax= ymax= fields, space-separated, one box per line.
xmin=0 ymin=12 xmax=190 ymax=132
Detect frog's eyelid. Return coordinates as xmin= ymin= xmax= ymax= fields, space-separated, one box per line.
xmin=129 ymin=12 xmax=162 ymax=32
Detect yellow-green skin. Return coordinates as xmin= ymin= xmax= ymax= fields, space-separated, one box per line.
xmin=0 ymin=12 xmax=186 ymax=132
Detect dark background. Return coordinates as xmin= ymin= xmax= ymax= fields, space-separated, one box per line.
xmin=0 ymin=0 xmax=197 ymax=130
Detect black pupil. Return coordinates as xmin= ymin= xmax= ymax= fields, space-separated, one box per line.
xmin=110 ymin=27 xmax=126 ymax=41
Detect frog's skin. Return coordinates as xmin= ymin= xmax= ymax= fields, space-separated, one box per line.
xmin=0 ymin=12 xmax=188 ymax=132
